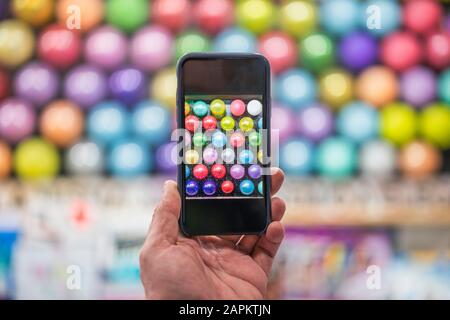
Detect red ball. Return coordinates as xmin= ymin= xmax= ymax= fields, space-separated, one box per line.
xmin=185 ymin=115 xmax=200 ymax=132
xmin=38 ymin=24 xmax=82 ymax=70
xmin=230 ymin=132 xmax=245 ymax=148
xmin=211 ymin=164 xmax=226 ymax=179
xmin=152 ymin=0 xmax=191 ymax=33
xmin=193 ymin=164 xmax=208 ymax=180
xmin=0 ymin=70 xmax=9 ymax=101
xmin=221 ymin=180 xmax=234 ymax=194
xmin=258 ymin=31 xmax=298 ymax=74
xmin=193 ymin=0 xmax=234 ymax=35
xmin=381 ymin=32 xmax=423 ymax=71
xmin=425 ymin=31 xmax=450 ymax=70
xmin=202 ymin=115 xmax=217 ymax=130
xmin=403 ymin=0 xmax=443 ymax=34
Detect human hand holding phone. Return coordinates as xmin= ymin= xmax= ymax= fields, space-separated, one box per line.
xmin=140 ymin=168 xmax=286 ymax=300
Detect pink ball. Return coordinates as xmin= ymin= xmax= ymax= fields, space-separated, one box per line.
xmin=230 ymin=99 xmax=246 ymax=116
xmin=258 ymin=31 xmax=297 ymax=74
xmin=403 ymin=0 xmax=443 ymax=34
xmin=193 ymin=0 xmax=234 ymax=35
xmin=381 ymin=31 xmax=422 ymax=71
xmin=0 ymin=98 xmax=36 ymax=144
xmin=152 ymin=0 xmax=191 ymax=33
xmin=271 ymin=104 xmax=296 ymax=142
xmin=130 ymin=26 xmax=174 ymax=72
xmin=425 ymin=31 xmax=450 ymax=70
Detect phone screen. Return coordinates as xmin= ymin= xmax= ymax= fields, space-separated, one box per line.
xmin=177 ymin=54 xmax=271 ymax=236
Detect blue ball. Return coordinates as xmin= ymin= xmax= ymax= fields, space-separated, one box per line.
xmin=315 ymin=137 xmax=357 ymax=179
xmin=320 ymin=0 xmax=361 ymax=36
xmin=186 ymin=179 xmax=199 ymax=196
xmin=108 ymin=138 xmax=152 ymax=177
xmin=275 ymin=69 xmax=317 ymax=110
xmin=213 ymin=27 xmax=257 ymax=53
xmin=202 ymin=180 xmax=217 ymax=196
xmin=258 ymin=181 xmax=263 ymax=195
xmin=185 ymin=166 xmax=190 ymax=178
xmin=192 ymin=101 xmax=209 ymax=117
xmin=239 ymin=149 xmax=254 ymax=164
xmin=212 ymin=131 xmax=227 ymax=148
xmin=240 ymin=180 xmax=255 ymax=196
xmin=87 ymin=101 xmax=129 ymax=146
xmin=337 ymin=101 xmax=379 ymax=144
xmin=258 ymin=117 xmax=263 ymax=129
xmin=131 ymin=100 xmax=171 ymax=146
xmin=280 ymin=138 xmax=314 ymax=175
xmin=360 ymin=0 xmax=401 ymax=37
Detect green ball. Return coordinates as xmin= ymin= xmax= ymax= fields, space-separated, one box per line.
xmin=380 ymin=102 xmax=417 ymax=146
xmin=236 ymin=0 xmax=276 ymax=35
xmin=192 ymin=101 xmax=209 ymax=117
xmin=14 ymin=137 xmax=60 ymax=180
xmin=249 ymin=131 xmax=261 ymax=147
xmin=419 ymin=103 xmax=450 ymax=149
xmin=106 ymin=0 xmax=149 ymax=33
xmin=300 ymin=32 xmax=335 ymax=72
xmin=192 ymin=133 xmax=206 ymax=147
xmin=316 ymin=137 xmax=356 ymax=179
xmin=438 ymin=69 xmax=450 ymax=105
xmin=175 ymin=31 xmax=210 ymax=61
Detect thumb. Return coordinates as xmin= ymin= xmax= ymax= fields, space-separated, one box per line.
xmin=146 ymin=180 xmax=181 ymax=247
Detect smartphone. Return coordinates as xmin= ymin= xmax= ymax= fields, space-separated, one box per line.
xmin=177 ymin=53 xmax=271 ymax=236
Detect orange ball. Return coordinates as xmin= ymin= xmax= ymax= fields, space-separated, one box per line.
xmin=56 ymin=0 xmax=104 ymax=32
xmin=356 ymin=66 xmax=399 ymax=108
xmin=398 ymin=141 xmax=442 ymax=179
xmin=39 ymin=100 xmax=84 ymax=147
xmin=0 ymin=141 xmax=12 ymax=179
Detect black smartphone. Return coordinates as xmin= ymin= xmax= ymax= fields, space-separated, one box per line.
xmin=176 ymin=53 xmax=271 ymax=236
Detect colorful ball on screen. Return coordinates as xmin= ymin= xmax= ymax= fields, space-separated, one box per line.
xmin=150 ymin=67 xmax=177 ymax=110
xmin=192 ymin=101 xmax=209 ymax=117
xmin=319 ymin=69 xmax=353 ymax=109
xmin=185 ymin=149 xmax=199 ymax=165
xmin=425 ymin=31 xmax=450 ymax=70
xmin=203 ymin=147 xmax=218 ymax=164
xmin=210 ymin=99 xmax=226 ymax=118
xmin=275 ymin=69 xmax=317 ymax=109
xmin=258 ymin=181 xmax=263 ymax=195
xmin=211 ymin=164 xmax=226 ymax=179
xmin=438 ymin=69 xmax=450 ymax=104
xmin=316 ymin=137 xmax=356 ymax=179
xmin=108 ymin=138 xmax=152 ymax=177
xmin=220 ymin=116 xmax=235 ymax=131
xmin=359 ymin=140 xmax=396 ymax=177
xmin=212 ymin=131 xmax=227 ymax=148
xmin=236 ymin=0 xmax=275 ymax=35
xmin=213 ymin=27 xmax=257 ymax=53
xmin=337 ymin=101 xmax=379 ymax=144
xmin=239 ymin=117 xmax=254 ymax=132
xmin=403 ymin=0 xmax=442 ymax=34
xmin=280 ymin=138 xmax=314 ymax=175
xmin=186 ymin=180 xmax=199 ymax=196
xmin=239 ymin=149 xmax=254 ymax=165
xmin=202 ymin=115 xmax=217 ymax=130
xmin=296 ymin=103 xmax=334 ymax=143
xmin=185 ymin=115 xmax=200 ymax=133
xmin=221 ymin=148 xmax=235 ymax=164
xmin=258 ymin=31 xmax=297 ymax=74
xmin=399 ymin=141 xmax=442 ymax=179
xmin=279 ymin=0 xmax=317 ymax=38
xmin=338 ymin=32 xmax=378 ymax=72
xmin=247 ymin=100 xmax=263 ymax=116
xmin=185 ymin=166 xmax=190 ymax=178
xmin=230 ymin=131 xmax=245 ymax=148
xmin=300 ymin=32 xmax=335 ymax=73
xmin=0 ymin=98 xmax=35 ymax=144
xmin=106 ymin=0 xmax=148 ymax=33
xmin=248 ymin=164 xmax=262 ymax=179
xmin=320 ymin=0 xmax=360 ymax=36
xmin=0 ymin=141 xmax=11 ymax=179
xmin=400 ymin=67 xmax=436 ymax=108
xmin=360 ymin=0 xmax=401 ymax=37
xmin=192 ymin=132 xmax=206 ymax=147
xmin=193 ymin=0 xmax=234 ymax=35
xmin=230 ymin=99 xmax=246 ymax=117
xmin=0 ymin=20 xmax=34 ymax=68
xmin=230 ymin=164 xmax=245 ymax=179
xmin=152 ymin=0 xmax=191 ymax=33
xmin=239 ymin=180 xmax=255 ymax=195
xmin=65 ymin=140 xmax=104 ymax=175
xmin=356 ymin=66 xmax=398 ymax=107
xmin=380 ymin=102 xmax=417 ymax=146
xmin=203 ymin=179 xmax=217 ymax=195
xmin=175 ymin=30 xmax=211 ymax=61
xmin=131 ymin=100 xmax=171 ymax=145
xmin=221 ymin=180 xmax=234 ymax=194
xmin=380 ymin=32 xmax=422 ymax=72
xmin=193 ymin=164 xmax=208 ymax=180
xmin=249 ymin=131 xmax=261 ymax=147
xmin=419 ymin=103 xmax=450 ymax=149
xmin=12 ymin=0 xmax=53 ymax=27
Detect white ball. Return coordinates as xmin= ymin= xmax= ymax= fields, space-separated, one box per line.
xmin=247 ymin=99 xmax=263 ymax=116
xmin=359 ymin=140 xmax=396 ymax=177
xmin=221 ymin=148 xmax=235 ymax=164
xmin=65 ymin=140 xmax=104 ymax=175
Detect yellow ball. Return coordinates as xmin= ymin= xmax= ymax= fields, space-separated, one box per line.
xmin=419 ymin=103 xmax=450 ymax=149
xmin=0 ymin=20 xmax=35 ymax=68
xmin=150 ymin=67 xmax=177 ymax=110
xmin=319 ymin=69 xmax=354 ymax=109
xmin=239 ymin=117 xmax=254 ymax=132
xmin=184 ymin=102 xmax=190 ymax=116
xmin=14 ymin=137 xmax=60 ymax=180
xmin=220 ymin=116 xmax=235 ymax=131
xmin=12 ymin=0 xmax=54 ymax=27
xmin=185 ymin=149 xmax=199 ymax=165
xmin=257 ymin=149 xmax=263 ymax=163
xmin=210 ymin=99 xmax=226 ymax=118
xmin=279 ymin=0 xmax=317 ymax=38
xmin=380 ymin=102 xmax=417 ymax=146
xmin=236 ymin=0 xmax=276 ymax=35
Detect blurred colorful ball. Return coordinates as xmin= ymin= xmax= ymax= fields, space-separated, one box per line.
xmin=64 ymin=64 xmax=107 ymax=109
xmin=338 ymin=32 xmax=378 ymax=72
xmin=337 ymin=101 xmax=379 ymax=144
xmin=0 ymin=20 xmax=34 ymax=68
xmin=419 ymin=103 xmax=450 ymax=149
xmin=130 ymin=25 xmax=173 ymax=72
xmin=108 ymin=138 xmax=152 ymax=177
xmin=320 ymin=0 xmax=360 ymax=36
xmin=193 ymin=0 xmax=234 ymax=35
xmin=236 ymin=0 xmax=275 ymax=35
xmin=280 ymin=138 xmax=314 ymax=175
xmin=213 ymin=27 xmax=257 ymax=53
xmin=39 ymin=100 xmax=84 ymax=147
xmin=438 ymin=69 xmax=450 ymax=104
xmin=259 ymin=31 xmax=297 ymax=74
xmin=403 ymin=0 xmax=442 ymax=34
xmin=0 ymin=98 xmax=35 ymax=144
xmin=319 ymin=69 xmax=353 ymax=109
xmin=152 ymin=0 xmax=191 ymax=33
xmin=359 ymin=140 xmax=396 ymax=177
xmin=106 ymin=0 xmax=148 ymax=33
xmin=57 ymin=0 xmax=104 ymax=32
xmin=14 ymin=61 xmax=59 ymax=106
xmin=84 ymin=26 xmax=127 ymax=70
xmin=300 ymin=32 xmax=335 ymax=73
xmin=271 ymin=104 xmax=296 ymax=142
xmin=239 ymin=179 xmax=254 ymax=195
xmin=12 ymin=0 xmax=53 ymax=27
xmin=87 ymin=101 xmax=129 ymax=146
xmin=316 ymin=137 xmax=356 ymax=179
xmin=275 ymin=69 xmax=317 ymax=109
xmin=65 ymin=140 xmax=104 ymax=175
xmin=175 ymin=30 xmax=210 ymax=61
xmin=296 ymin=103 xmax=334 ymax=143
xmin=109 ymin=67 xmax=147 ymax=106
xmin=155 ymin=142 xmax=177 ymax=173
xmin=0 ymin=69 xmax=8 ymax=100
xmin=131 ymin=100 xmax=171 ymax=145
xmin=361 ymin=0 xmax=401 ymax=37
xmin=0 ymin=1 xmax=10 ymax=20
xmin=380 ymin=102 xmax=417 ymax=146
xmin=400 ymin=67 xmax=436 ymax=108
xmin=279 ymin=0 xmax=317 ymax=38
xmin=0 ymin=141 xmax=11 ymax=179
xmin=14 ymin=137 xmax=60 ymax=180
xmin=399 ymin=141 xmax=442 ymax=179
xmin=380 ymin=32 xmax=422 ymax=72
xmin=150 ymin=67 xmax=177 ymax=110
xmin=425 ymin=31 xmax=450 ymax=70
xmin=356 ymin=66 xmax=398 ymax=107
xmin=38 ymin=24 xmax=81 ymax=70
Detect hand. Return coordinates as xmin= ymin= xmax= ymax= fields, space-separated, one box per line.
xmin=140 ymin=168 xmax=286 ymax=300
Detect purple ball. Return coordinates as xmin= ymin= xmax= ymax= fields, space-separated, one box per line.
xmin=230 ymin=164 xmax=245 ymax=179
xmin=130 ymin=25 xmax=173 ymax=72
xmin=64 ymin=64 xmax=107 ymax=109
xmin=248 ymin=164 xmax=262 ymax=179
xmin=155 ymin=142 xmax=177 ymax=174
xmin=14 ymin=62 xmax=59 ymax=106
xmin=271 ymin=103 xmax=296 ymax=142
xmin=84 ymin=26 xmax=128 ymax=70
xmin=400 ymin=66 xmax=436 ymax=108
xmin=338 ymin=32 xmax=378 ymax=71
xmin=0 ymin=98 xmax=35 ymax=144
xmin=109 ymin=67 xmax=147 ymax=106
xmin=202 ymin=180 xmax=217 ymax=196
xmin=0 ymin=1 xmax=10 ymax=20
xmin=297 ymin=103 xmax=334 ymax=143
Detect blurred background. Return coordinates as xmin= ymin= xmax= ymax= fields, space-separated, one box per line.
xmin=0 ymin=0 xmax=449 ymax=299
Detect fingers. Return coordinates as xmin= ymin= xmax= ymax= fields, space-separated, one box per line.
xmin=270 ymin=168 xmax=284 ymax=196
xmin=251 ymin=221 xmax=285 ymax=276
xmin=145 ymin=180 xmax=181 ymax=247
